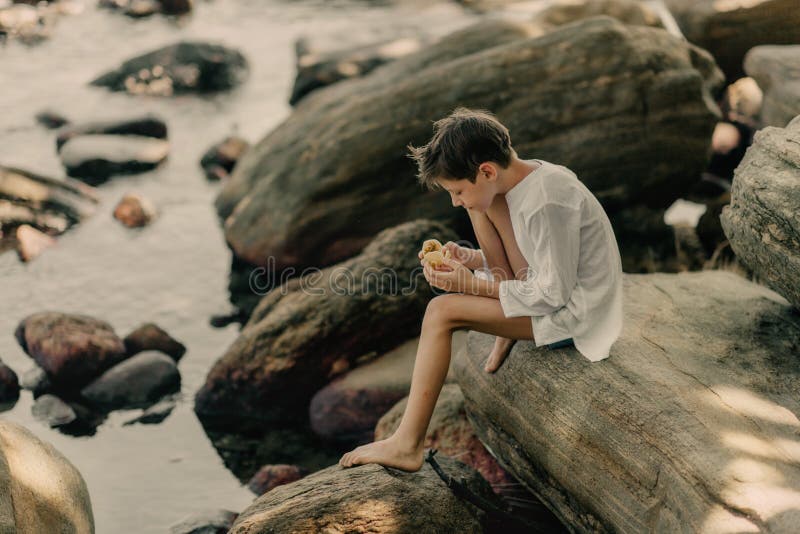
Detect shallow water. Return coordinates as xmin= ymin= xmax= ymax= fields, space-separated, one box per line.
xmin=0 ymin=0 xmax=478 ymax=531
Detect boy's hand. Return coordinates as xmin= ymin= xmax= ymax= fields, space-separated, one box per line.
xmin=422 ymin=256 xmax=476 ymax=294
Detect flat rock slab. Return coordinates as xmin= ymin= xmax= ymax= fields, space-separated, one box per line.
xmin=744 ymin=45 xmax=800 ymax=128
xmin=60 ymin=135 xmax=170 ymax=184
xmin=455 ymin=271 xmax=800 ymax=533
xmin=721 ymin=115 xmax=800 ymax=309
xmin=230 ymin=455 xmax=496 ymax=533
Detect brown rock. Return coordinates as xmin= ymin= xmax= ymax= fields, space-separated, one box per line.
xmin=0 ymin=360 xmax=20 ymax=403
xmin=194 ymin=219 xmax=458 ymax=431
xmin=230 ymin=455 xmax=498 ymax=533
xmin=16 ymin=224 xmax=55 ymax=262
xmin=15 ymin=312 xmax=127 ymax=391
xmin=200 ymin=135 xmax=248 ymax=179
xmin=247 ymin=464 xmax=307 ymax=495
xmin=113 ymin=193 xmax=157 ymax=228
xmin=123 ymin=322 xmax=186 ymax=361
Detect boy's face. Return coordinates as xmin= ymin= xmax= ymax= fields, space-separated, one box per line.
xmin=435 ymin=162 xmax=498 ymax=212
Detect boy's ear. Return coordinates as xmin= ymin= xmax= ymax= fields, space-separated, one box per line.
xmin=478 ymin=162 xmax=496 ymax=180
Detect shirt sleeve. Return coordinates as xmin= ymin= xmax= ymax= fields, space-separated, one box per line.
xmin=498 ymin=201 xmax=582 ymax=317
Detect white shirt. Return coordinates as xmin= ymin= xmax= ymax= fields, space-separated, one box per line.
xmin=497 ymin=159 xmax=623 ymax=362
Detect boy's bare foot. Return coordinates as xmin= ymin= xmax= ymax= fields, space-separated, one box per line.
xmin=338 ymin=435 xmax=424 ymax=472
xmin=484 ymin=336 xmax=516 ymax=373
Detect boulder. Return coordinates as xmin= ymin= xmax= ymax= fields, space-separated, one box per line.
xmin=532 ymin=0 xmax=663 ymax=30
xmin=90 ymin=41 xmax=248 ymax=95
xmin=230 ymin=456 xmax=497 ymax=533
xmin=15 ymin=311 xmax=127 ymax=391
xmin=123 ymin=322 xmax=186 ymax=361
xmin=744 ymin=45 xmax=800 ymax=128
xmin=664 ymin=0 xmax=800 ymax=80
xmin=217 ymin=17 xmax=722 ymax=275
xmin=56 ymin=114 xmax=167 ymax=151
xmin=81 ymin=351 xmax=180 ymax=409
xmin=290 ymin=35 xmax=426 ymax=105
xmin=247 ymin=464 xmax=307 ymax=495
xmin=0 ymin=360 xmax=19 ymax=403
xmin=169 ymin=509 xmax=237 ymax=534
xmin=199 ymin=135 xmax=248 ymax=180
xmin=309 ymin=332 xmax=466 ymax=445
xmin=0 ymin=420 xmax=94 ymax=533
xmin=59 ymin=135 xmax=170 ymax=185
xmin=194 ymin=219 xmax=458 ymax=431
xmin=454 ymin=271 xmax=800 ymax=532
xmin=721 ymin=116 xmax=799 ymax=309
xmin=0 ymin=165 xmax=98 ymax=237
xmin=376 ymin=383 xmax=517 ymax=490
xmin=113 ymin=193 xmax=157 ymax=228
xmin=16 ymin=224 xmax=56 ymax=261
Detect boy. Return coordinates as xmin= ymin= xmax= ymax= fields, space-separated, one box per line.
xmin=339 ymin=108 xmax=623 ymax=472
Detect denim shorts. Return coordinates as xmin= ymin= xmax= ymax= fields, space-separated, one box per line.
xmin=547 ymin=338 xmax=574 ymax=350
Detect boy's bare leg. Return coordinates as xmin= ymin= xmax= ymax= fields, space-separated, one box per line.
xmin=468 ymin=204 xmax=530 ymax=372
xmin=338 ymin=294 xmax=534 ymax=471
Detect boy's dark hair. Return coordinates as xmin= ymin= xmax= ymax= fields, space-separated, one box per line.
xmin=408 ymin=107 xmax=513 ymax=191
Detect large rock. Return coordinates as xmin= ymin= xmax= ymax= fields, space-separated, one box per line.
xmin=664 ymin=0 xmax=800 ymax=80
xmin=744 ymin=45 xmax=800 ymax=128
xmin=194 ymin=219 xmax=457 ymax=430
xmin=81 ymin=351 xmax=180 ymax=409
xmin=721 ymin=116 xmax=799 ymax=309
xmin=59 ymin=135 xmax=170 ymax=185
xmin=308 ymin=332 xmax=466 ymax=445
xmin=532 ymin=0 xmax=663 ymax=30
xmin=0 ymin=420 xmax=94 ymax=533
xmin=0 ymin=165 xmax=98 ymax=237
xmin=123 ymin=322 xmax=186 ymax=361
xmin=230 ymin=455 xmax=497 ymax=533
xmin=454 ymin=271 xmax=800 ymax=532
xmin=90 ymin=41 xmax=249 ymax=95
xmin=216 ymin=17 xmax=722 ymax=275
xmin=15 ymin=311 xmax=127 ymax=391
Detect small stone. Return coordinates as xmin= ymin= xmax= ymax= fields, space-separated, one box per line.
xmin=16 ymin=224 xmax=56 ymax=262
xmin=113 ymin=193 xmax=157 ymax=228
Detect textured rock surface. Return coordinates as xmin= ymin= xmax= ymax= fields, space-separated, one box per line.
xmin=195 ymin=220 xmax=457 ymax=430
xmin=308 ymin=333 xmax=465 ymax=445
xmin=0 ymin=420 xmax=94 ymax=533
xmin=721 ymin=116 xmax=800 ymax=309
xmin=91 ymin=41 xmax=248 ymax=95
xmin=665 ymin=0 xmax=800 ymax=80
xmin=230 ymin=455 xmax=497 ymax=534
xmin=217 ymin=17 xmax=721 ymax=274
xmin=744 ymin=45 xmax=800 ymax=128
xmin=15 ymin=311 xmax=127 ymax=391
xmin=455 ymin=271 xmax=800 ymax=533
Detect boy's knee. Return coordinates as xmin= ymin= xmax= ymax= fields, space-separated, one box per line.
xmin=424 ymin=295 xmax=461 ymax=326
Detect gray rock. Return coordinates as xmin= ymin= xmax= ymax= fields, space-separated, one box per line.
xmin=454 ymin=271 xmax=800 ymax=532
xmin=90 ymin=41 xmax=248 ymax=95
xmin=0 ymin=420 xmax=94 ymax=533
xmin=665 ymin=0 xmax=800 ymax=79
xmin=744 ymin=45 xmax=800 ymax=128
xmin=217 ymin=17 xmax=721 ymax=276
xmin=169 ymin=509 xmax=237 ymax=534
xmin=15 ymin=311 xmax=127 ymax=391
xmin=31 ymin=394 xmax=76 ymax=427
xmin=194 ymin=219 xmax=458 ymax=431
xmin=230 ymin=456 xmax=497 ymax=533
xmin=56 ymin=114 xmax=167 ymax=151
xmin=19 ymin=365 xmax=50 ymax=395
xmin=721 ymin=116 xmax=800 ymax=309
xmin=81 ymin=351 xmax=180 ymax=409
xmin=60 ymin=135 xmax=170 ymax=185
